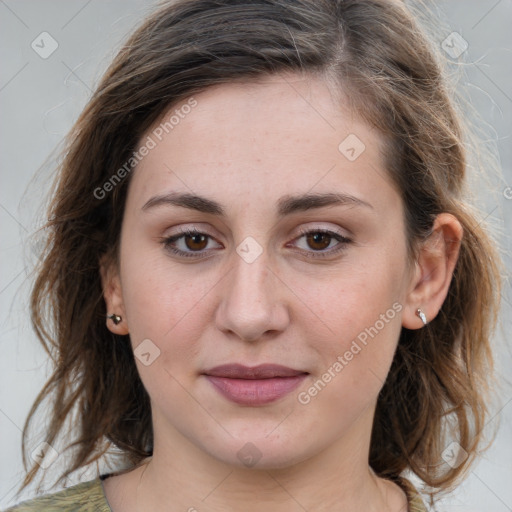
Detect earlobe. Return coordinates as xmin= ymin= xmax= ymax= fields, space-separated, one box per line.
xmin=99 ymin=254 xmax=129 ymax=335
xmin=402 ymin=213 xmax=463 ymax=329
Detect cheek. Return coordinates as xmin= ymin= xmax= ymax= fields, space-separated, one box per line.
xmin=297 ymin=295 xmax=403 ymax=421
xmin=294 ymin=250 xmax=405 ymax=399
xmin=119 ymin=244 xmax=217 ymax=363
xmin=119 ymin=253 xmax=218 ymax=410
xmin=299 ymin=256 xmax=403 ymax=344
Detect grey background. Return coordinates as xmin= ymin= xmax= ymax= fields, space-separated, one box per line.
xmin=0 ymin=0 xmax=511 ymax=510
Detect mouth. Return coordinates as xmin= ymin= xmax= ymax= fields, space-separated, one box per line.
xmin=202 ymin=364 xmax=309 ymax=406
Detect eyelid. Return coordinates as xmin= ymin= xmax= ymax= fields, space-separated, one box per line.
xmin=294 ymin=223 xmax=350 ymax=240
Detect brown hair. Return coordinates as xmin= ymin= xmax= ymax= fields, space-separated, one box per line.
xmin=22 ymin=0 xmax=501 ymax=503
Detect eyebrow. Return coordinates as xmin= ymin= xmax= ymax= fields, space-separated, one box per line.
xmin=141 ymin=191 xmax=373 ymax=216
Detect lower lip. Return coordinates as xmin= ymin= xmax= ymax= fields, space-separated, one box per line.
xmin=205 ymin=375 xmax=308 ymax=405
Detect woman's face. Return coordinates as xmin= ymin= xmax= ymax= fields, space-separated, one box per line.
xmin=108 ymin=74 xmax=416 ymax=469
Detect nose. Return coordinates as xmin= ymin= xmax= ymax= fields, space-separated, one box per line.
xmin=214 ymin=246 xmax=290 ymax=343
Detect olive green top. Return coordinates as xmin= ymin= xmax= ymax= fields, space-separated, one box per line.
xmin=4 ymin=479 xmax=111 ymax=512
xmin=4 ymin=475 xmax=427 ymax=511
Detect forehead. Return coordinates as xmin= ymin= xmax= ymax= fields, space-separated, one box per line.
xmin=127 ymin=74 xmax=397 ymax=215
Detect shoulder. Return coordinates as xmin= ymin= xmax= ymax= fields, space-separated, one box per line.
xmin=3 ymin=479 xmax=111 ymax=512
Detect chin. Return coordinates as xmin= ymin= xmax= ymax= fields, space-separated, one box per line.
xmin=198 ymin=426 xmax=319 ymax=471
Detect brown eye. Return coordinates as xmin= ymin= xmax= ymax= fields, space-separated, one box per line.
xmin=291 ymin=228 xmax=352 ymax=259
xmin=162 ymin=229 xmax=222 ymax=258
xmin=305 ymin=232 xmax=332 ymax=251
xmin=184 ymin=233 xmax=208 ymax=251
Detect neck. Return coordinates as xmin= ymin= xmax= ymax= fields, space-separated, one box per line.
xmin=117 ymin=405 xmax=407 ymax=512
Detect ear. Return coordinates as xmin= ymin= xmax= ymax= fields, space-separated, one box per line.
xmin=402 ymin=213 xmax=463 ymax=329
xmin=99 ymin=253 xmax=129 ymax=335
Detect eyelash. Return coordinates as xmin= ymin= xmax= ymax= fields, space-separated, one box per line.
xmin=161 ymin=227 xmax=352 ymax=260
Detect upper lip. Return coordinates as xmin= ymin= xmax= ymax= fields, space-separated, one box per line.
xmin=203 ymin=364 xmax=308 ymax=379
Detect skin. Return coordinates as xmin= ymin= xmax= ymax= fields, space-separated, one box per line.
xmin=101 ymin=73 xmax=462 ymax=511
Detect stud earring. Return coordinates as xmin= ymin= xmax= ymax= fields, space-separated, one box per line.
xmin=416 ymin=308 xmax=427 ymax=326
xmin=107 ymin=313 xmax=122 ymax=325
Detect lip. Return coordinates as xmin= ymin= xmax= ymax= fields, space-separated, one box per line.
xmin=203 ymin=364 xmax=308 ymax=406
